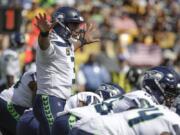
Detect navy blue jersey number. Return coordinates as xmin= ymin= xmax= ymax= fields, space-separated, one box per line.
xmin=128 ymin=107 xmax=163 ymax=127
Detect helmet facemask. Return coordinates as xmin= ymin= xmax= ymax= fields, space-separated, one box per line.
xmin=143 ymin=68 xmax=179 ymax=108
xmin=66 ymin=22 xmax=86 ymax=40
xmin=52 ymin=7 xmax=85 ymax=41
xmin=52 ymin=19 xmax=85 ymax=42
xmin=143 ymin=79 xmax=165 ymax=105
xmin=163 ymin=84 xmax=179 ymax=107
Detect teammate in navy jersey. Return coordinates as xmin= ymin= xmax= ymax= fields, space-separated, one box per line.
xmin=34 ymin=6 xmax=100 ymax=135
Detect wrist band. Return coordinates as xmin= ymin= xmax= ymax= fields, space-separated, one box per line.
xmin=40 ymin=31 xmax=49 ymax=37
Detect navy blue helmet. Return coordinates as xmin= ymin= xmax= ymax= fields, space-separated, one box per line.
xmin=52 ymin=7 xmax=84 ymax=40
xmin=95 ymin=83 xmax=125 ymax=101
xmin=52 ymin=7 xmax=84 ymax=24
xmin=142 ymin=66 xmax=180 ymax=106
xmin=10 ymin=32 xmax=25 ymax=48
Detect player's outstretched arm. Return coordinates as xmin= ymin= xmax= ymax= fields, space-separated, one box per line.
xmin=35 ymin=13 xmax=56 ymax=50
xmin=74 ymin=23 xmax=100 ymax=51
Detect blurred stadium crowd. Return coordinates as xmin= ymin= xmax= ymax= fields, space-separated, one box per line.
xmin=0 ymin=0 xmax=179 ymax=93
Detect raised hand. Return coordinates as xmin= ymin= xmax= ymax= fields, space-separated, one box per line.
xmin=35 ymin=13 xmax=56 ymax=32
xmin=83 ymin=23 xmax=100 ymax=44
xmin=35 ymin=13 xmax=57 ymax=50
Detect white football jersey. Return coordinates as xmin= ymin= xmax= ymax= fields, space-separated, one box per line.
xmin=57 ymin=104 xmax=104 ymax=123
xmin=0 ymin=49 xmax=21 ymax=86
xmin=24 ymin=62 xmax=37 ymax=73
xmin=72 ymin=105 xmax=180 ymax=135
xmin=112 ymin=90 xmax=158 ymax=112
xmin=59 ymin=90 xmax=158 ymax=120
xmin=0 ymin=71 xmax=37 ymax=107
xmin=36 ymin=31 xmax=75 ymax=99
xmin=64 ymin=92 xmax=103 ymax=111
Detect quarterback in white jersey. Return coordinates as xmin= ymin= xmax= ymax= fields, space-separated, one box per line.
xmin=70 ymin=105 xmax=180 ymax=135
xmin=34 ymin=6 xmax=100 ymax=135
xmin=36 ymin=31 xmax=75 ymax=99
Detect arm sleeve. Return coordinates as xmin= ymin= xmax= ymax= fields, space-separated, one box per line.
xmin=37 ymin=42 xmax=55 ymax=57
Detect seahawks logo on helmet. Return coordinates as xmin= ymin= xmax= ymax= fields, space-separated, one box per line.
xmin=144 ymin=70 xmax=164 ymax=81
xmin=56 ymin=14 xmax=64 ymax=22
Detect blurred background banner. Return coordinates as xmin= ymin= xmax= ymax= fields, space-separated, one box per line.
xmin=0 ymin=7 xmax=22 ymax=33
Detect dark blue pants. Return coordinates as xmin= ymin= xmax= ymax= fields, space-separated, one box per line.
xmin=16 ymin=110 xmax=39 ymax=135
xmin=33 ymin=95 xmax=66 ymax=135
xmin=52 ymin=113 xmax=80 ymax=135
xmin=0 ymin=97 xmax=27 ymax=135
xmin=69 ymin=128 xmax=93 ymax=135
xmin=52 ymin=114 xmax=69 ymax=135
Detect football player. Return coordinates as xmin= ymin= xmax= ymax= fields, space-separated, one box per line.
xmin=34 ymin=6 xmax=100 ymax=135
xmin=0 ymin=71 xmax=37 ymax=135
xmin=70 ymin=105 xmax=180 ymax=135
xmin=52 ymin=66 xmax=179 ymax=135
xmin=113 ymin=66 xmax=180 ymax=112
xmin=142 ymin=66 xmax=180 ymax=108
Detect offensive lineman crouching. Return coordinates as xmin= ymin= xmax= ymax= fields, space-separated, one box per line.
xmin=0 ymin=71 xmax=37 ymax=135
